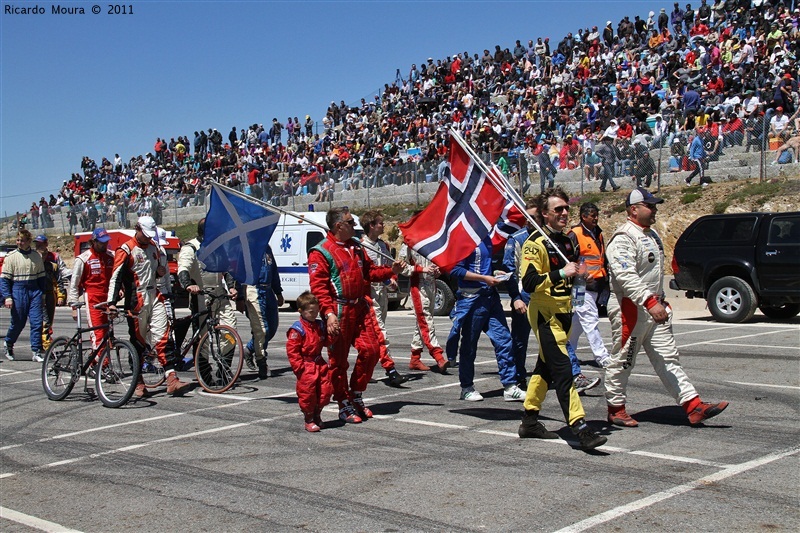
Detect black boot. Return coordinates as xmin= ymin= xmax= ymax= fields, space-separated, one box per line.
xmin=518 ymin=409 xmax=558 ymax=439
xmin=386 ymin=368 xmax=408 ymax=387
xmin=571 ymin=418 xmax=607 ymax=450
xmin=256 ymin=358 xmax=269 ymax=380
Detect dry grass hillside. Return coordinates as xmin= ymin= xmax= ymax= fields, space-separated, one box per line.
xmin=39 ymin=175 xmax=800 ymax=272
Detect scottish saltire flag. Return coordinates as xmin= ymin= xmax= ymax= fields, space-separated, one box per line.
xmin=399 ymin=135 xmax=505 ymax=269
xmin=198 ymin=183 xmax=280 ymax=285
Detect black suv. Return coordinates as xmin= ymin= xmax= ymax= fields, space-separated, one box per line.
xmin=670 ymin=212 xmax=800 ymax=322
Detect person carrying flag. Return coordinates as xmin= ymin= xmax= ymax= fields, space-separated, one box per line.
xmin=308 ymin=207 xmax=406 ymax=424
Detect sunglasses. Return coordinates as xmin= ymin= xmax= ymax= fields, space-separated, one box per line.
xmin=552 ymin=205 xmax=570 ymax=213
xmin=341 ymin=219 xmax=356 ymax=226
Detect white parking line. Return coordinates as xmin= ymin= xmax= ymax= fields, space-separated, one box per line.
xmin=0 ymin=506 xmax=83 ymax=533
xmin=679 ymin=329 xmax=789 ymax=348
xmin=726 ymin=381 xmax=799 ymax=390
xmin=554 ymin=447 xmax=800 ymax=533
xmin=716 ymin=343 xmax=800 ymax=350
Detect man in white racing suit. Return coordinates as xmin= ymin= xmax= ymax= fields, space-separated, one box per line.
xmin=604 ymin=188 xmax=728 ymax=427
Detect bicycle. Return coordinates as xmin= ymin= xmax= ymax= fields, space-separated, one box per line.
xmin=41 ymin=302 xmax=140 ymax=408
xmin=139 ymin=289 xmax=244 ymax=394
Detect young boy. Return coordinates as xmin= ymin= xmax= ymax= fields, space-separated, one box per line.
xmin=286 ymin=291 xmax=333 ymax=432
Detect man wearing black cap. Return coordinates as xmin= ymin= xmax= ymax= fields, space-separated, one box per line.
xmin=604 ymin=188 xmax=728 ymax=428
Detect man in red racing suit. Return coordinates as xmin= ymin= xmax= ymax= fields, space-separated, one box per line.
xmin=308 ymin=207 xmax=405 ymax=424
xmin=67 ymin=228 xmax=114 ymax=350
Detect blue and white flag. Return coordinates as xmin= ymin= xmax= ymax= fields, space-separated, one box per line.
xmin=198 ymin=183 xmax=280 ymax=285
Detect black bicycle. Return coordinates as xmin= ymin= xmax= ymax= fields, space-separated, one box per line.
xmin=139 ymin=290 xmax=243 ymax=394
xmin=41 ymin=302 xmax=140 ymax=408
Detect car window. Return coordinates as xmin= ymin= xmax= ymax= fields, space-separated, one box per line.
xmin=683 ymin=217 xmax=757 ymax=243
xmin=306 ymin=231 xmax=324 ymax=253
xmin=767 ymin=216 xmax=800 ymax=245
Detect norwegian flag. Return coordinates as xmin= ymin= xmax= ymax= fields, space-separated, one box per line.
xmin=399 ymin=135 xmax=505 ymax=269
xmin=489 ymin=196 xmax=527 ymax=252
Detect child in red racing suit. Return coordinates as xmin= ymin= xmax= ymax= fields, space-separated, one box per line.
xmin=286 ymin=291 xmax=333 ymax=433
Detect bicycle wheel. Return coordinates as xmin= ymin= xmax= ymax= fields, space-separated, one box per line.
xmin=194 ymin=325 xmax=243 ymax=393
xmin=95 ymin=339 xmax=140 ymax=408
xmin=42 ymin=337 xmax=78 ymax=401
xmin=140 ymin=352 xmax=166 ymax=389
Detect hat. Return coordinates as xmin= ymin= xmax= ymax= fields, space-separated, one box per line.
xmin=626 ymin=187 xmax=664 ymax=207
xmin=784 ymin=73 xmax=793 ymax=79
xmin=156 ymin=227 xmax=169 ymax=246
xmin=606 ymin=20 xmax=612 ymax=25
xmin=672 ymin=138 xmax=680 ymax=144
xmin=137 ymin=216 xmax=158 ymax=240
xmin=33 ymin=234 xmax=48 ymax=243
xmin=91 ymin=228 xmax=111 ymax=243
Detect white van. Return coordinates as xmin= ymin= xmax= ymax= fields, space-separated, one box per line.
xmin=269 ymin=211 xmax=407 ymax=309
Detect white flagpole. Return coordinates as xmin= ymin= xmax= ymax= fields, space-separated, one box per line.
xmin=210 ymin=183 xmax=396 ymax=263
xmin=448 ymin=130 xmax=570 ymax=263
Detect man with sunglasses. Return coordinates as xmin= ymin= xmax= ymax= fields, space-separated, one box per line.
xmin=518 ymin=188 xmax=607 ymax=451
xmin=308 ymin=207 xmax=406 ymax=424
xmin=604 ymin=188 xmax=728 ymax=427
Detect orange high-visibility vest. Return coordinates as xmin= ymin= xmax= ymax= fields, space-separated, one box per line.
xmin=572 ymin=224 xmax=607 ymax=280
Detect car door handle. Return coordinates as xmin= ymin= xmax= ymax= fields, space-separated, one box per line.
xmin=765 ymin=250 xmax=779 ymax=256
xmin=291 ymin=262 xmax=300 ymax=266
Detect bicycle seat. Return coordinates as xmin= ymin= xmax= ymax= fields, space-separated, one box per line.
xmin=71 ymin=302 xmax=86 ymax=309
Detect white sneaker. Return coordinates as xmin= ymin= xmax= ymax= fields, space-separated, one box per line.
xmin=460 ymin=386 xmax=484 ymax=402
xmin=503 ymin=384 xmax=526 ymax=402
xmin=32 ymin=351 xmax=45 ymax=363
xmin=596 ymin=356 xmax=611 ymax=368
xmin=3 ymin=341 xmax=14 ymax=361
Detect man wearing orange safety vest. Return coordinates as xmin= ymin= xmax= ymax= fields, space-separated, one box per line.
xmin=568 ymin=203 xmax=611 ymax=368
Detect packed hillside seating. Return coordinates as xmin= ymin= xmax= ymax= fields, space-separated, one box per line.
xmin=26 ymin=0 xmax=800 ymax=228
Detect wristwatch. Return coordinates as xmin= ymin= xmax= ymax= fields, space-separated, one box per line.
xmin=324 ymin=312 xmax=334 ymax=320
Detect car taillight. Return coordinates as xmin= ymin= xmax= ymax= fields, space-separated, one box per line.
xmin=671 ymin=256 xmax=679 ymax=275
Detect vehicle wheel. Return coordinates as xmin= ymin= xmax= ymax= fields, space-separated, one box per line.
xmin=433 ymin=279 xmax=455 ymax=317
xmin=759 ymin=303 xmax=800 ymax=320
xmin=41 ymin=337 xmax=77 ymax=401
xmin=96 ymin=339 xmax=140 ymax=408
xmin=140 ymin=350 xmax=166 ymax=389
xmin=195 ymin=325 xmax=243 ymax=393
xmin=707 ymin=276 xmax=757 ymax=323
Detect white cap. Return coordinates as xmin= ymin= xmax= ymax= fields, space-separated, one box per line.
xmin=137 ymin=216 xmax=157 ymax=240
xmin=156 ymin=227 xmax=168 ymax=246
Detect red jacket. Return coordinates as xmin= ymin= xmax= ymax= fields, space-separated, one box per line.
xmin=286 ymin=317 xmax=327 ymax=374
xmin=308 ymin=233 xmax=393 ymax=318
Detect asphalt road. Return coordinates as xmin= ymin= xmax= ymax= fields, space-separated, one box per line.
xmin=1 ymin=305 xmax=798 ymax=532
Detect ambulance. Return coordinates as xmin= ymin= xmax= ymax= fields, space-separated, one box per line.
xmin=270 ymin=211 xmax=407 ymax=309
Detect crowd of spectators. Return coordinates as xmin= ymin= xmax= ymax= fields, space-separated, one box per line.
xmin=18 ymin=0 xmax=800 ymax=231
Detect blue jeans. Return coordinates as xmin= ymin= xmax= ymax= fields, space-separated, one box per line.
xmin=450 ymin=290 xmax=517 ymax=388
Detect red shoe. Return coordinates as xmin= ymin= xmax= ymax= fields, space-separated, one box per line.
xmin=409 ymin=353 xmax=430 ymax=371
xmin=304 ymin=421 xmax=321 ymax=432
xmin=686 ymin=400 xmax=729 ymax=425
xmin=352 ymin=395 xmax=373 ymax=419
xmin=133 ymin=377 xmax=149 ymax=399
xmin=166 ymin=372 xmax=192 ymax=396
xmin=607 ymin=405 xmax=638 ymax=427
xmin=313 ymin=409 xmax=323 ymax=427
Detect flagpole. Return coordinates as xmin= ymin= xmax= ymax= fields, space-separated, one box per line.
xmin=448 ymin=130 xmax=570 ymax=263
xmin=210 ymin=183 xmax=397 ymax=263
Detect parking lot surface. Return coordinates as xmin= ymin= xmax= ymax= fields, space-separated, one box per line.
xmin=1 ymin=306 xmax=798 ymax=532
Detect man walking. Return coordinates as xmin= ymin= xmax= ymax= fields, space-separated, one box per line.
xmin=604 ymin=188 xmax=728 ymax=427
xmin=1 ymin=229 xmax=46 ymax=362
